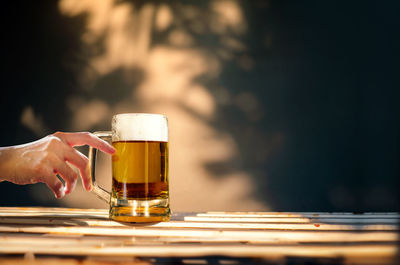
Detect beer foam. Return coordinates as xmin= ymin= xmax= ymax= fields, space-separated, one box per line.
xmin=112 ymin=113 xmax=168 ymax=142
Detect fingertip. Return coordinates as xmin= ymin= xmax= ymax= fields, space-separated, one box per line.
xmin=65 ymin=181 xmax=76 ymax=195
xmin=83 ymin=173 xmax=92 ymax=192
xmin=100 ymin=141 xmax=115 ymax=154
xmin=86 ymin=181 xmax=93 ymax=192
xmin=84 ymin=165 xmax=93 ymax=191
xmin=64 ymin=183 xmax=70 ymax=195
xmin=108 ymin=146 xmax=116 ymax=154
xmin=55 ymin=186 xmax=65 ymax=199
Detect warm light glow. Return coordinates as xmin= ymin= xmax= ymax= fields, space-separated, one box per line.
xmin=70 ymin=99 xmax=110 ymax=131
xmin=58 ymin=0 xmax=266 ymax=211
xmin=210 ymin=0 xmax=246 ymax=34
xmin=20 ymin=106 xmax=46 ymax=136
xmin=155 ymin=4 xmax=173 ymax=31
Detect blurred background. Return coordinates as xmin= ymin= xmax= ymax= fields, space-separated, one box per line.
xmin=1 ymin=0 xmax=399 ymax=212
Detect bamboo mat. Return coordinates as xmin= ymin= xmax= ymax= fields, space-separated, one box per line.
xmin=0 ymin=207 xmax=399 ymax=265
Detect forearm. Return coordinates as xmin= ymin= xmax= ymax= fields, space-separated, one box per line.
xmin=0 ymin=146 xmax=17 ymax=182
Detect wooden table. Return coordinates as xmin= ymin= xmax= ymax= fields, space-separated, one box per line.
xmin=0 ymin=207 xmax=398 ymax=265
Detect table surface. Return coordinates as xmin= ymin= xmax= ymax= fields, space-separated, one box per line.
xmin=0 ymin=207 xmax=398 ymax=265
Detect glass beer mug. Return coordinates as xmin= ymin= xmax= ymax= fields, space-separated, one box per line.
xmin=88 ymin=113 xmax=170 ymax=222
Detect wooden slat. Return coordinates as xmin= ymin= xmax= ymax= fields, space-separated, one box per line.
xmin=1 ymin=209 xmax=398 ymax=224
xmin=0 ymin=217 xmax=398 ymax=231
xmin=199 ymin=212 xmax=400 ymax=218
xmin=0 ymin=224 xmax=397 ymax=243
xmin=0 ymin=231 xmax=398 ymax=245
xmin=0 ymin=244 xmax=397 ymax=263
xmin=0 ymin=207 xmax=108 ymax=213
xmin=185 ymin=216 xmax=400 ymax=224
xmin=1 ymin=214 xmax=396 ymax=225
xmin=1 ymin=208 xmax=397 ymax=218
xmin=0 ymin=258 xmax=150 ymax=265
xmin=0 ymin=213 xmax=107 ymax=219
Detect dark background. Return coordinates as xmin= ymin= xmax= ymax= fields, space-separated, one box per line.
xmin=1 ymin=0 xmax=399 ymax=211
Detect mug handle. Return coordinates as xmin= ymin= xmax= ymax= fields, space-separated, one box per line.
xmin=88 ymin=131 xmax=112 ymax=203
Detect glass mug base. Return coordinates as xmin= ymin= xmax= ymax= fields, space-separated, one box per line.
xmin=109 ymin=196 xmax=170 ymax=222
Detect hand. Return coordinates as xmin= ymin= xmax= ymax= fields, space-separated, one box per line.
xmin=0 ymin=132 xmax=115 ymax=198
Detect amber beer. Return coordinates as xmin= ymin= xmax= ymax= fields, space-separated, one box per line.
xmin=109 ymin=113 xmax=170 ymax=222
xmin=112 ymin=141 xmax=168 ymax=200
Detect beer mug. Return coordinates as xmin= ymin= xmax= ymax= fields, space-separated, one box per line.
xmin=88 ymin=113 xmax=170 ymax=222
